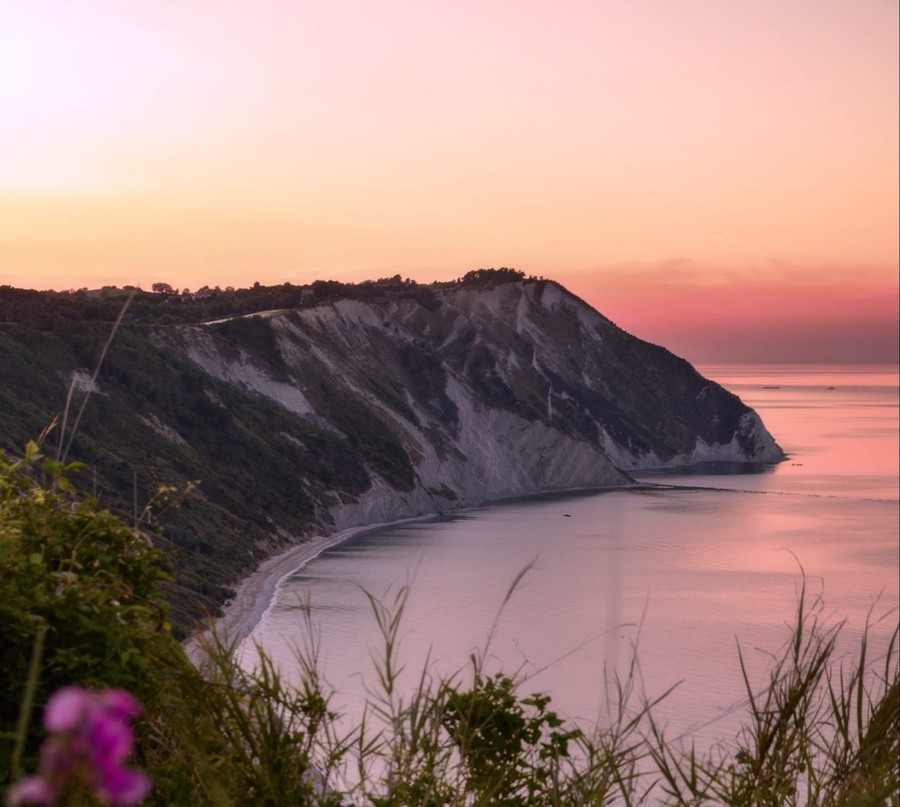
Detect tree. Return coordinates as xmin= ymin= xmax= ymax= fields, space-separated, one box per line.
xmin=151 ymin=283 xmax=175 ymax=295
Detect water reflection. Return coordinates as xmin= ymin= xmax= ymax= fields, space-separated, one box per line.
xmin=245 ymin=366 xmax=899 ymax=753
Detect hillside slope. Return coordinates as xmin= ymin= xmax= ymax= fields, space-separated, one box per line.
xmin=0 ymin=277 xmax=783 ymax=630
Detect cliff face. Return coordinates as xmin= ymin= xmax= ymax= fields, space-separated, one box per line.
xmin=0 ymin=278 xmax=783 ymax=628
xmin=157 ymin=280 xmax=782 ymax=526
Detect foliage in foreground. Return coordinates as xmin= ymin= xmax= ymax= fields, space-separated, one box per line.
xmin=1 ymin=446 xmax=898 ymax=805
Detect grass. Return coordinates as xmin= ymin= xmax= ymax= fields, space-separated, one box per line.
xmin=191 ymin=576 xmax=897 ymax=807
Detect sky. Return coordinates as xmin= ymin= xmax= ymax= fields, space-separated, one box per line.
xmin=1 ymin=0 xmax=897 ymax=364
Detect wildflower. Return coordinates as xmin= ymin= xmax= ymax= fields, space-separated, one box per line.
xmin=6 ymin=687 xmax=150 ymax=806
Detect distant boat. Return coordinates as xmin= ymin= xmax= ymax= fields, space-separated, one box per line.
xmin=763 ymin=385 xmax=781 ymax=389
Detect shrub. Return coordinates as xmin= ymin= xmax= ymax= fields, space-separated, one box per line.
xmin=0 ymin=445 xmax=340 ymax=805
xmin=0 ymin=442 xmax=181 ymax=786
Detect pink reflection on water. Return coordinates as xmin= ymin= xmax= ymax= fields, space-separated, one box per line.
xmin=699 ymin=364 xmax=899 ymax=499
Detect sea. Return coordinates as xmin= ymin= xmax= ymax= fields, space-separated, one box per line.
xmin=241 ymin=364 xmax=899 ymax=753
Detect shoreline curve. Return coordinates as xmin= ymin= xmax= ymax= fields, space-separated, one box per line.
xmin=183 ymin=517 xmax=426 ymax=663
xmin=183 ymin=481 xmax=664 ymax=665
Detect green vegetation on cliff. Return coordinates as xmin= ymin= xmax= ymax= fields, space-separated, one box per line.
xmin=0 ymin=271 xmax=780 ymax=635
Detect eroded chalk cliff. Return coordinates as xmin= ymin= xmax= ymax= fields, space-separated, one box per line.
xmin=0 ymin=276 xmax=783 ymax=629
xmin=158 ymin=280 xmax=782 ymax=530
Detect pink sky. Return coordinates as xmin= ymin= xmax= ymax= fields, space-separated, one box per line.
xmin=1 ymin=1 xmax=897 ymax=364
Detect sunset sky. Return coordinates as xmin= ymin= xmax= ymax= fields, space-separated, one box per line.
xmin=1 ymin=1 xmax=897 ymax=364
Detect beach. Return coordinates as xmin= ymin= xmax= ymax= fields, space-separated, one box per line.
xmin=183 ymin=480 xmax=635 ymax=664
xmin=184 ymin=525 xmax=367 ymax=663
xmin=184 ymin=517 xmax=434 ymax=664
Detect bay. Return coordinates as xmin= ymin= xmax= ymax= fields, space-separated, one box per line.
xmin=242 ymin=364 xmax=899 ymax=751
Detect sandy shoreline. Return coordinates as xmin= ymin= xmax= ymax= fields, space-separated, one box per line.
xmin=183 ymin=484 xmax=642 ymax=663
xmin=183 ymin=518 xmax=424 ymax=662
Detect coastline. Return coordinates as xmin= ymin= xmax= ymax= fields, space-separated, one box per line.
xmin=184 ymin=517 xmax=430 ymax=663
xmin=183 ymin=484 xmax=638 ymax=664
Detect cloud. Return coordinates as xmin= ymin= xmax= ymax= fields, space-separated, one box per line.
xmin=567 ymin=260 xmax=899 ymax=364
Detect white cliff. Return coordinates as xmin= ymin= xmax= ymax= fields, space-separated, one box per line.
xmin=160 ymin=279 xmax=784 ymax=536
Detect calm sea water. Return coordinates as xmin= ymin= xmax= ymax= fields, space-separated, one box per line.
xmin=243 ymin=365 xmax=899 ymax=750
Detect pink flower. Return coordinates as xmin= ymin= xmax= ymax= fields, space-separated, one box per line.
xmin=6 ymin=687 xmax=150 ymax=806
